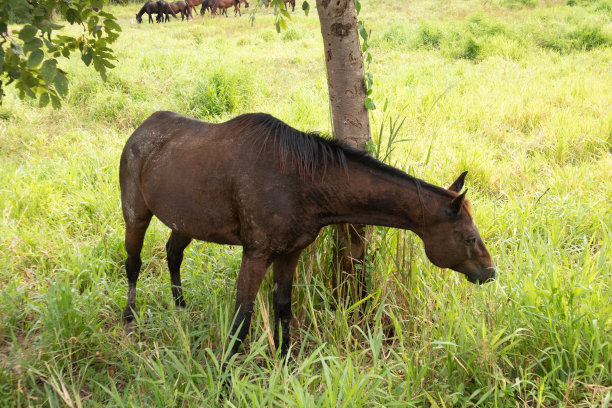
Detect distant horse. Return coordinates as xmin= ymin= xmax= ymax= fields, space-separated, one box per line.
xmin=199 ymin=0 xmax=214 ymax=15
xmin=167 ymin=1 xmax=189 ymax=20
xmin=211 ymin=0 xmax=249 ymax=16
xmin=120 ymin=111 xmax=495 ymax=368
xmin=136 ymin=0 xmax=177 ymax=23
xmin=185 ymin=0 xmax=205 ymax=18
xmin=156 ymin=1 xmax=182 ymax=22
xmin=263 ymin=0 xmax=295 ymax=11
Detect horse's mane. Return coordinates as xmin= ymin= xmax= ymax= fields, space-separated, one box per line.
xmin=227 ymin=113 xmax=458 ymax=200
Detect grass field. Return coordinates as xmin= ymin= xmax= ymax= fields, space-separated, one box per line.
xmin=1 ymin=0 xmax=611 ymax=405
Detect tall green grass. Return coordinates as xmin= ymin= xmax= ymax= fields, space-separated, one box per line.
xmin=0 ymin=0 xmax=611 ymax=405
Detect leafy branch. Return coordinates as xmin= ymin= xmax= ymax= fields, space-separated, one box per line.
xmin=0 ymin=0 xmax=121 ymax=107
xmin=355 ymin=0 xmax=374 ymax=111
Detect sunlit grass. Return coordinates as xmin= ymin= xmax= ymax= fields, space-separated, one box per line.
xmin=0 ymin=0 xmax=611 ymax=405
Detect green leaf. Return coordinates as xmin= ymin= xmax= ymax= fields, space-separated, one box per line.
xmin=50 ymin=93 xmax=61 ymax=109
xmin=66 ymin=8 xmax=77 ymax=24
xmin=18 ymin=25 xmax=38 ymax=42
xmin=23 ymin=37 xmax=44 ymax=54
xmin=365 ymin=97 xmax=376 ymax=110
xmin=278 ymin=18 xmax=287 ymax=31
xmin=81 ymin=49 xmax=93 ymax=66
xmin=102 ymin=59 xmax=115 ymax=69
xmin=301 ymin=0 xmax=309 ymax=15
xmin=27 ymin=50 xmax=44 ymax=68
xmin=54 ymin=72 xmax=68 ymax=97
xmin=24 ymin=75 xmax=38 ymax=88
xmin=358 ymin=23 xmax=367 ymax=41
xmin=41 ymin=59 xmax=57 ymax=83
xmin=40 ymin=22 xmax=64 ymax=32
xmin=280 ymin=9 xmax=290 ymax=18
xmin=39 ymin=92 xmax=50 ymax=107
xmin=103 ymin=19 xmax=122 ymax=32
xmin=8 ymin=0 xmax=30 ymax=20
xmin=98 ymin=11 xmax=114 ymax=19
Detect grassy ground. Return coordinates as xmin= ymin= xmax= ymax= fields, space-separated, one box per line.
xmin=0 ymin=0 xmax=611 ymax=406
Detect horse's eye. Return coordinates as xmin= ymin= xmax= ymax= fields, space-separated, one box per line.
xmin=465 ymin=237 xmax=476 ymax=245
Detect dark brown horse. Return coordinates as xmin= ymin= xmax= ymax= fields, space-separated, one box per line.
xmin=167 ymin=1 xmax=189 ymax=20
xmin=120 ymin=111 xmax=495 ymax=366
xmin=136 ymin=0 xmax=177 ymax=23
xmin=199 ymin=0 xmax=214 ymax=15
xmin=156 ymin=1 xmax=182 ymax=22
xmin=211 ymin=0 xmax=249 ymax=16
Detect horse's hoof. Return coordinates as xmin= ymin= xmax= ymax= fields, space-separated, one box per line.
xmin=124 ymin=321 xmax=136 ymax=335
xmin=279 ymin=353 xmax=295 ymax=368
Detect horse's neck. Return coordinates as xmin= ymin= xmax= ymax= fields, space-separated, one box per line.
xmin=314 ymin=161 xmax=447 ymax=234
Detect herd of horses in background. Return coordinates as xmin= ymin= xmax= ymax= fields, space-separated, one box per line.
xmin=136 ymin=0 xmax=295 ymax=23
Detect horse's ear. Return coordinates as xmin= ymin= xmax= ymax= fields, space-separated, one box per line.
xmin=448 ymin=171 xmax=468 ymax=192
xmin=449 ymin=190 xmax=467 ymax=215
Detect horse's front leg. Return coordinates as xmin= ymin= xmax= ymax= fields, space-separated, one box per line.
xmin=222 ymin=250 xmax=272 ymax=371
xmin=272 ymin=250 xmax=301 ymax=361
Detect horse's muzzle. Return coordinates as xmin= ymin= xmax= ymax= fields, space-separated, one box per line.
xmin=466 ymin=267 xmax=496 ymax=285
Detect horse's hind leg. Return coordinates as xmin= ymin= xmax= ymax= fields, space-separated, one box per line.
xmin=123 ymin=212 xmax=152 ymax=324
xmin=166 ymin=231 xmax=192 ymax=308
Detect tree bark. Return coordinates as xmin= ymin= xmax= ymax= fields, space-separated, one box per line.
xmin=316 ymin=0 xmax=371 ymax=147
xmin=316 ymin=0 xmax=371 ymax=305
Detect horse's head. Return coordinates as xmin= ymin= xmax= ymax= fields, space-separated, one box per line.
xmin=243 ymin=0 xmax=250 ymax=7
xmin=420 ymin=172 xmax=495 ymax=284
xmin=136 ymin=14 xmax=142 ymax=23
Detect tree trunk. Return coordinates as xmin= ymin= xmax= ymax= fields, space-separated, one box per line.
xmin=316 ymin=0 xmax=371 ymax=306
xmin=316 ymin=0 xmax=370 ymax=147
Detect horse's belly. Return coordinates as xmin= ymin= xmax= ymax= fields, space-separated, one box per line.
xmin=153 ymin=201 xmax=242 ymax=245
xmin=141 ymin=171 xmax=242 ymax=244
